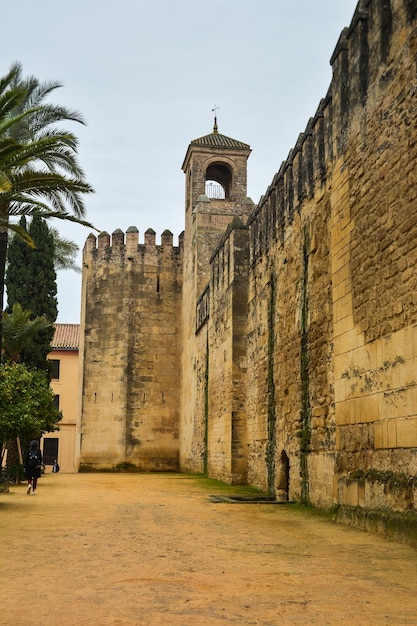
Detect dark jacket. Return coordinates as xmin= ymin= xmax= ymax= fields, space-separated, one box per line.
xmin=24 ymin=445 xmax=43 ymax=479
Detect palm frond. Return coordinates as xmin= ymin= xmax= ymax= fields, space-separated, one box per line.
xmin=7 ymin=204 xmax=98 ymax=230
xmin=49 ymin=226 xmax=81 ymax=272
xmin=0 ymin=62 xmax=96 ymax=321
xmin=0 ymin=221 xmax=34 ymax=247
xmin=0 ymin=172 xmax=12 ymax=193
xmin=0 ymin=62 xmax=22 ymax=95
xmin=2 ymin=302 xmax=53 ymax=362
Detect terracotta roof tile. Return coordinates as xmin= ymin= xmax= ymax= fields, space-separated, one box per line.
xmin=190 ymin=132 xmax=250 ymax=150
xmin=52 ymin=324 xmax=80 ymax=350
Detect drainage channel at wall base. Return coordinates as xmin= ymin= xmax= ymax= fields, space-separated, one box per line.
xmin=209 ymin=495 xmax=292 ymax=504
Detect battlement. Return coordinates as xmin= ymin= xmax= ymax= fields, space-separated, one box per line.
xmin=83 ymin=227 xmax=184 ymax=266
xmin=249 ymin=0 xmax=417 ymax=261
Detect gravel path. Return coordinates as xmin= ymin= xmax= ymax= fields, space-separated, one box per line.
xmin=1 ymin=473 xmax=416 ymax=625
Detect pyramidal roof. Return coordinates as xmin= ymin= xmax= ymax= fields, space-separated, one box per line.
xmin=190 ymin=118 xmax=250 ymax=150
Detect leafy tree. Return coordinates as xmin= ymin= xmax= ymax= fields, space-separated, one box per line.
xmin=2 ymin=303 xmax=52 ymax=363
xmin=0 ymin=363 xmax=61 ymax=443
xmin=0 ymin=62 xmax=95 ymax=347
xmin=6 ymin=215 xmax=57 ymax=372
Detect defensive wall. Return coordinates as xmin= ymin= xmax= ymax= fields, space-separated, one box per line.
xmin=186 ymin=0 xmax=417 ymax=539
xmin=79 ymin=0 xmax=417 ymax=543
xmin=248 ymin=0 xmax=417 ymax=515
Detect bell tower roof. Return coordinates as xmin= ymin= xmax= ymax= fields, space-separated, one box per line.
xmin=190 ymin=128 xmax=250 ymax=151
xmin=181 ymin=117 xmax=252 ymax=221
xmin=182 ymin=119 xmax=251 ymax=172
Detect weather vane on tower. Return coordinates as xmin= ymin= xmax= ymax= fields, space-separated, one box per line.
xmin=212 ymin=103 xmax=219 ymax=134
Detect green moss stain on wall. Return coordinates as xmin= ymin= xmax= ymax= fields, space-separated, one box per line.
xmin=267 ymin=273 xmax=277 ymax=496
xmin=300 ymin=226 xmax=311 ymax=504
xmin=204 ymin=331 xmax=209 ymax=475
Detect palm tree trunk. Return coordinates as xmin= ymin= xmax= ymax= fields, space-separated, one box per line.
xmin=5 ymin=439 xmax=19 ymax=469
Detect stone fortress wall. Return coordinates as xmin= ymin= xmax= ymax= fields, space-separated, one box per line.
xmin=79 ymin=0 xmax=417 ymax=540
xmin=198 ymin=0 xmax=417 ymax=527
xmin=244 ymin=0 xmax=417 ymax=519
xmin=79 ymin=227 xmax=183 ymax=470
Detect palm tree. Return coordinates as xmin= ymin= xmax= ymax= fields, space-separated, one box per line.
xmin=2 ymin=302 xmax=52 ymax=363
xmin=0 ymin=62 xmax=95 ymax=345
xmin=49 ymin=226 xmax=81 ymax=273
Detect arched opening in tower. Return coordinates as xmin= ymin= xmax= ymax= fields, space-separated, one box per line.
xmin=205 ymin=162 xmax=232 ymax=199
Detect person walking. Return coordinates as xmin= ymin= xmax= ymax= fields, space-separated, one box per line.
xmin=24 ymin=440 xmax=43 ymax=495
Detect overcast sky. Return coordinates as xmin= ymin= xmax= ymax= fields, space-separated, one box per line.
xmin=2 ymin=1 xmax=358 ymax=323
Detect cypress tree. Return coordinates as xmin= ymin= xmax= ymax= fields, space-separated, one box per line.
xmin=5 ymin=217 xmax=31 ymax=309
xmin=5 ymin=215 xmax=57 ymax=374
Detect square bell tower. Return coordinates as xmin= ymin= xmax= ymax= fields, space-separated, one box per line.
xmin=180 ymin=119 xmax=254 ymax=472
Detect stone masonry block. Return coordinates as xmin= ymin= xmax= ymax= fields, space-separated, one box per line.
xmin=339 ymin=328 xmax=360 ymax=353
xmin=374 ymin=421 xmax=384 ymax=449
xmin=333 ymin=294 xmax=353 ymax=323
xmin=387 ymin=419 xmax=398 ymax=448
xmin=332 ymin=263 xmax=351 ymax=288
xmin=333 ymin=278 xmax=352 ymax=302
xmin=354 ymin=394 xmax=380 ymax=424
xmin=396 ymin=417 xmax=417 ymax=448
xmin=413 ymin=325 xmax=417 ymax=359
xmin=383 ymin=388 xmax=407 ymax=419
xmin=382 ymin=329 xmax=405 ymax=364
xmin=333 ymin=318 xmax=355 ymax=341
xmin=335 ymin=398 xmax=355 ymax=426
xmin=338 ymin=477 xmax=359 ymax=507
xmin=406 ymin=384 xmax=417 ymax=417
xmin=333 ymin=352 xmax=353 ymax=380
xmin=352 ymin=345 xmax=372 ymax=373
xmin=402 ymin=359 xmax=417 ymax=389
xmin=334 ymin=378 xmax=347 ymax=403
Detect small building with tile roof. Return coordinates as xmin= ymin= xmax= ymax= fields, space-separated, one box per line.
xmin=42 ymin=324 xmax=80 ymax=472
xmin=51 ymin=324 xmax=80 ymax=350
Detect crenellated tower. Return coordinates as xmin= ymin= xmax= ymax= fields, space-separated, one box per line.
xmin=78 ymin=227 xmax=183 ymax=470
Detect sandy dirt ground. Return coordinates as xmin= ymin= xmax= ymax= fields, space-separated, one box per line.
xmin=0 ymin=472 xmax=416 ymax=626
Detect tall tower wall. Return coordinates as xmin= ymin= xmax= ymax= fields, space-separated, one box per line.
xmin=79 ymin=228 xmax=183 ymax=470
xmin=180 ymin=127 xmax=254 ymax=472
xmin=206 ymin=222 xmax=250 ymax=484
